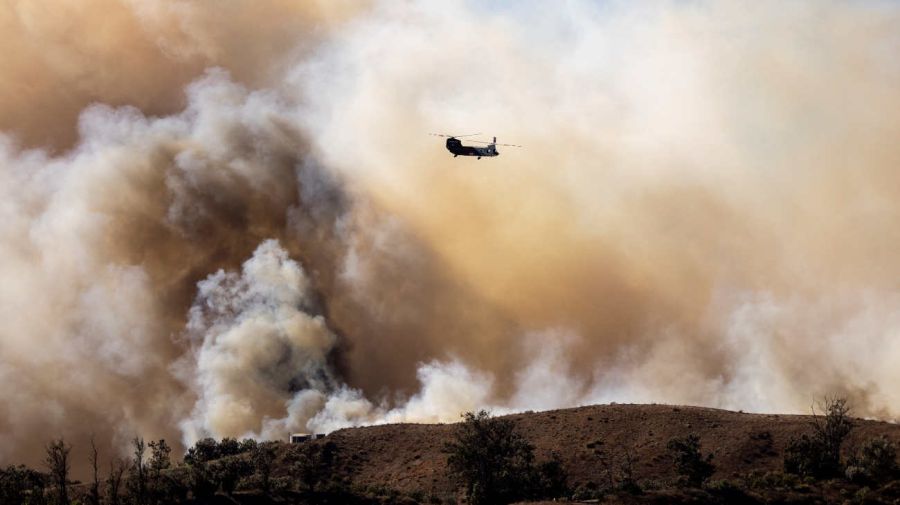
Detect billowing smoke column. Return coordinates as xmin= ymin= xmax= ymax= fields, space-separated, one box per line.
xmin=2 ymin=0 xmax=900 ymax=473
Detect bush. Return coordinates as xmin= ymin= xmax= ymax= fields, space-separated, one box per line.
xmin=667 ymin=434 xmax=715 ymax=487
xmin=705 ymin=479 xmax=752 ymax=503
xmin=845 ymin=436 xmax=899 ymax=485
xmin=744 ymin=470 xmax=801 ymax=491
xmin=784 ymin=397 xmax=854 ymax=479
xmin=535 ymin=453 xmax=569 ymax=499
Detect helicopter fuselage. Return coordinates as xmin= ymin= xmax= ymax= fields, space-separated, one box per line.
xmin=445 ymin=137 xmax=498 ymax=159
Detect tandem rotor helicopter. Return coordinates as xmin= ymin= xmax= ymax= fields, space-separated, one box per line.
xmin=429 ymin=133 xmax=521 ymax=159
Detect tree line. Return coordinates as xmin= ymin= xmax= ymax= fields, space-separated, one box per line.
xmin=3 ymin=397 xmax=900 ymax=504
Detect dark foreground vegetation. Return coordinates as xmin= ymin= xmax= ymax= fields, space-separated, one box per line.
xmin=3 ymin=398 xmax=900 ymax=504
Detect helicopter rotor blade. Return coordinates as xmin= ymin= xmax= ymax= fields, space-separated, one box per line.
xmin=466 ymin=140 xmax=522 ymax=147
xmin=429 ymin=133 xmax=481 ymax=138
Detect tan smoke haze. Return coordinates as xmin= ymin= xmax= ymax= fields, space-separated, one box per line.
xmin=2 ymin=0 xmax=900 ymax=473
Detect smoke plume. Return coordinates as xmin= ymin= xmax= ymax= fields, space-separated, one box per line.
xmin=1 ymin=0 xmax=900 ymax=473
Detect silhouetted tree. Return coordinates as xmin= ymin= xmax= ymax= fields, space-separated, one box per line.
xmin=785 ymin=397 xmax=854 ymax=479
xmin=127 ymin=437 xmax=147 ymax=505
xmin=1 ymin=465 xmax=47 ymax=505
xmin=212 ymin=457 xmax=251 ymax=496
xmin=294 ymin=441 xmax=338 ymax=493
xmin=218 ymin=438 xmax=242 ymax=457
xmin=45 ymin=438 xmax=71 ymax=505
xmin=184 ymin=438 xmax=219 ymax=465
xmin=240 ymin=439 xmax=258 ymax=454
xmin=188 ymin=461 xmax=216 ymax=500
xmin=254 ymin=441 xmax=277 ymax=494
xmin=147 ymin=439 xmax=171 ymax=504
xmin=107 ymin=458 xmax=126 ymax=505
xmin=88 ymin=436 xmax=101 ymax=505
xmin=444 ymin=410 xmax=537 ymax=505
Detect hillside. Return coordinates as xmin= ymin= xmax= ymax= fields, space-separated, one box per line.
xmin=265 ymin=403 xmax=900 ymax=503
xmin=54 ymin=403 xmax=900 ymax=504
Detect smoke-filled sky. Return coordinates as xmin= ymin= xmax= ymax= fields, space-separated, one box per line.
xmin=2 ymin=0 xmax=900 ymax=472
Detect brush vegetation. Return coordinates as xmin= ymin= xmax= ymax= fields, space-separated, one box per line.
xmin=4 ymin=399 xmax=900 ymax=504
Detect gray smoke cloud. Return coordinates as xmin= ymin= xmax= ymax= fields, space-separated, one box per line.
xmin=1 ymin=0 xmax=900 ymax=474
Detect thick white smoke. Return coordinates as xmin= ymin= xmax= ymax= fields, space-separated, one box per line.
xmin=178 ymin=239 xmax=338 ymax=441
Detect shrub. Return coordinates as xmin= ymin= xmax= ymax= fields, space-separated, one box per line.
xmin=745 ymin=470 xmax=801 ymax=491
xmin=534 ymin=453 xmax=569 ymax=499
xmin=615 ymin=449 xmax=642 ymax=494
xmin=784 ymin=434 xmax=829 ymax=478
xmin=705 ymin=479 xmax=751 ymax=503
xmin=845 ymin=436 xmax=899 ymax=485
xmin=667 ymin=434 xmax=715 ymax=487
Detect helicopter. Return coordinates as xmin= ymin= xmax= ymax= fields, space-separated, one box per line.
xmin=429 ymin=133 xmax=521 ymax=159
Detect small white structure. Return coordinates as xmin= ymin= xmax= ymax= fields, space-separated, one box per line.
xmin=289 ymin=433 xmax=324 ymax=444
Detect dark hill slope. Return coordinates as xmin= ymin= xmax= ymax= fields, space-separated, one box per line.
xmin=284 ymin=403 xmax=900 ymax=498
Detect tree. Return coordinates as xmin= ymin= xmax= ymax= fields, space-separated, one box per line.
xmin=147 ymin=439 xmax=172 ymax=504
xmin=811 ymin=397 xmax=853 ymax=473
xmin=254 ymin=442 xmax=277 ymax=494
xmin=187 ymin=461 xmax=216 ymax=500
xmin=294 ymin=441 xmax=338 ymax=493
xmin=667 ymin=434 xmax=715 ymax=487
xmin=218 ymin=438 xmax=242 ymax=457
xmin=127 ymin=437 xmax=147 ymax=505
xmin=444 ymin=410 xmax=537 ymax=505
xmin=184 ymin=438 xmax=219 ymax=465
xmin=1 ymin=465 xmax=47 ymax=505
xmin=211 ymin=457 xmax=251 ymax=496
xmin=785 ymin=397 xmax=854 ymax=479
xmin=148 ymin=440 xmax=171 ymax=478
xmin=45 ymin=438 xmax=71 ymax=505
xmin=88 ymin=437 xmax=101 ymax=505
xmin=107 ymin=458 xmax=127 ymax=505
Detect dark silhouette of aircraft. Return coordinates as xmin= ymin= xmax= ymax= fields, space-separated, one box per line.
xmin=429 ymin=133 xmax=521 ymax=159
